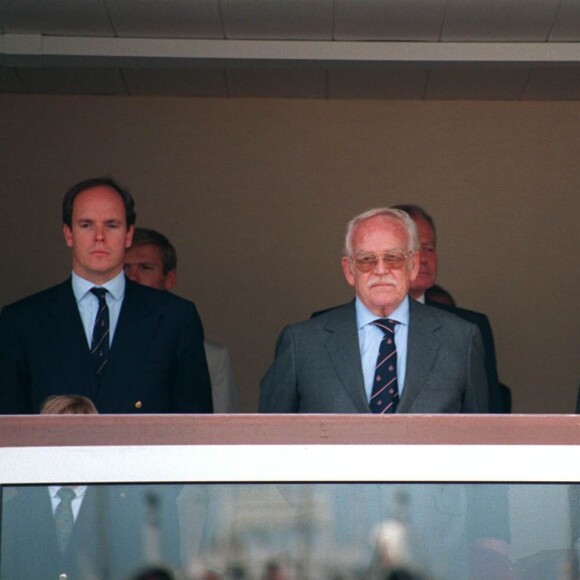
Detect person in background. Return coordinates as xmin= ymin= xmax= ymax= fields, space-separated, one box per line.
xmin=40 ymin=393 xmax=98 ymax=414
xmin=0 ymin=177 xmax=213 ymax=414
xmin=124 ymin=227 xmax=239 ymax=413
xmin=391 ymin=204 xmax=507 ymax=413
xmin=424 ymin=283 xmax=456 ymax=307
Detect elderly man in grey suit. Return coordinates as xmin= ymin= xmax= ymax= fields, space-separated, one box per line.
xmin=259 ymin=207 xmax=488 ymax=413
xmin=124 ymin=227 xmax=239 ymax=413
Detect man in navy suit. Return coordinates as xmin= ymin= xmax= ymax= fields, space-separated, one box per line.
xmin=1 ymin=482 xmax=184 ymax=580
xmin=391 ymin=204 xmax=506 ymax=413
xmin=0 ymin=177 xmax=213 ymax=414
xmin=1 ymin=395 xmax=182 ymax=579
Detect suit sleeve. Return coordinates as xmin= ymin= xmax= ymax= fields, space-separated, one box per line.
xmin=475 ymin=313 xmax=504 ymax=413
xmin=171 ymin=302 xmax=213 ymax=413
xmin=0 ymin=306 xmax=31 ymax=414
xmin=259 ymin=326 xmax=300 ymax=413
xmin=463 ymin=324 xmax=489 ymax=413
xmin=207 ymin=345 xmax=239 ymax=413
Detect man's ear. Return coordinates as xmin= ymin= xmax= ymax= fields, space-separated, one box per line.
xmin=63 ymin=224 xmax=73 ymax=248
xmin=125 ymin=225 xmax=134 ymax=248
xmin=341 ymin=256 xmax=355 ymax=287
xmin=164 ymin=269 xmax=177 ymax=291
xmin=408 ymin=251 xmax=420 ymax=281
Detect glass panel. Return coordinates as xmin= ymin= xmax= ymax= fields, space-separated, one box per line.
xmin=1 ymin=483 xmax=578 ymax=580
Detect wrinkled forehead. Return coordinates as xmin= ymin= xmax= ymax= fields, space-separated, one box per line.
xmin=352 ymin=215 xmax=410 ymax=253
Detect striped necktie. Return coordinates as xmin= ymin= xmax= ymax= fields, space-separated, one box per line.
xmin=370 ymin=318 xmax=399 ymax=414
xmin=90 ymin=287 xmax=109 ymax=380
xmin=54 ymin=486 xmax=76 ymax=553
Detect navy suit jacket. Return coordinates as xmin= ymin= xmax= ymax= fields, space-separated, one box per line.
xmin=0 ymin=277 xmax=213 ymax=414
xmin=1 ymin=485 xmax=181 ymax=580
xmin=259 ymin=300 xmax=489 ymax=413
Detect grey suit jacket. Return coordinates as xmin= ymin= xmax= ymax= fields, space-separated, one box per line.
xmin=259 ymin=300 xmax=488 ymax=413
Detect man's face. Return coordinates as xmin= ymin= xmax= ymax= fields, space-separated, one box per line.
xmin=63 ymin=185 xmax=133 ymax=285
xmin=341 ymin=215 xmax=419 ymax=317
xmin=410 ymin=217 xmax=438 ymax=299
xmin=124 ymin=244 xmax=176 ymax=291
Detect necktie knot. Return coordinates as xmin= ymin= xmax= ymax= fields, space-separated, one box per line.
xmin=57 ymin=487 xmax=76 ymax=503
xmin=90 ymin=287 xmax=107 ymax=302
xmin=372 ymin=318 xmax=397 ymax=335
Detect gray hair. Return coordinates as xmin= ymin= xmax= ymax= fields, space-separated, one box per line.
xmin=344 ymin=207 xmax=420 ymax=258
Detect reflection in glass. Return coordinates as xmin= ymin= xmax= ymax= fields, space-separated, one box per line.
xmin=1 ymin=483 xmax=578 ymax=579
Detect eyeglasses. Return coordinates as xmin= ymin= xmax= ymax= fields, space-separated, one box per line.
xmin=352 ymin=251 xmax=411 ymax=273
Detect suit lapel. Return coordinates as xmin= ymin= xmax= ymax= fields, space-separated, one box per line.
xmin=98 ymin=280 xmax=158 ymax=411
xmin=324 ymin=303 xmax=370 ymax=413
xmin=398 ymin=300 xmax=441 ymax=412
xmin=48 ymin=280 xmax=100 ymax=399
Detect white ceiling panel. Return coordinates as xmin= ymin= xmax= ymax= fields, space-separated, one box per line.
xmin=334 ymin=0 xmax=446 ymax=41
xmin=106 ymin=0 xmax=224 ymax=39
xmin=328 ymin=66 xmax=429 ymax=99
xmin=442 ymin=0 xmax=561 ymax=42
xmin=221 ymin=0 xmax=333 ymax=40
xmin=227 ymin=68 xmax=326 ymax=98
xmin=522 ymin=66 xmax=580 ymax=100
xmin=425 ymin=65 xmax=530 ymax=100
xmin=1 ymin=0 xmax=580 ymax=100
xmin=549 ymin=0 xmax=580 ymax=41
xmin=123 ymin=67 xmax=227 ymax=97
xmin=0 ymin=0 xmax=113 ymax=36
xmin=17 ymin=67 xmax=126 ymax=95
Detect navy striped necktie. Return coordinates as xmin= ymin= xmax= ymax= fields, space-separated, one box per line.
xmin=370 ymin=318 xmax=399 ymax=414
xmin=90 ymin=287 xmax=109 ymax=381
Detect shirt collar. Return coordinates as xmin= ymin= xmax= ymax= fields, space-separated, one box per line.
xmin=355 ymin=295 xmax=410 ymax=330
xmin=72 ymin=270 xmax=126 ymax=302
xmin=48 ymin=485 xmax=88 ymax=500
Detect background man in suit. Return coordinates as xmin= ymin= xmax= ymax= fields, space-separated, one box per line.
xmin=0 ymin=177 xmax=213 ymax=414
xmin=124 ymin=227 xmax=239 ymax=413
xmin=259 ymin=207 xmax=488 ymax=413
xmin=391 ymin=204 xmax=506 ymax=413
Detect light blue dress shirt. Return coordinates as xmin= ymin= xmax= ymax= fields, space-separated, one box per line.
xmin=48 ymin=485 xmax=88 ymax=521
xmin=72 ymin=271 xmax=126 ymax=348
xmin=355 ymin=296 xmax=410 ymax=403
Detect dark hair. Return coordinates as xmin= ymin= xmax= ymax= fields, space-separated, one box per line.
xmin=62 ymin=177 xmax=136 ymax=228
xmin=391 ymin=204 xmax=436 ymax=236
xmin=131 ymin=567 xmax=174 ymax=580
xmin=130 ymin=227 xmax=177 ymax=275
xmin=425 ymin=284 xmax=456 ymax=307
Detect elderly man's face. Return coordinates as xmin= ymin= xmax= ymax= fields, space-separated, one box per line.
xmin=341 ymin=215 xmax=419 ymax=317
xmin=410 ymin=216 xmax=438 ymax=299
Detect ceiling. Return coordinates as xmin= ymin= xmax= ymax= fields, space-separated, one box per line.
xmin=1 ymin=0 xmax=580 ymax=100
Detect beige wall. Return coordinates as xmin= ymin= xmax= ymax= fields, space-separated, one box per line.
xmin=1 ymin=95 xmax=579 ymax=413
